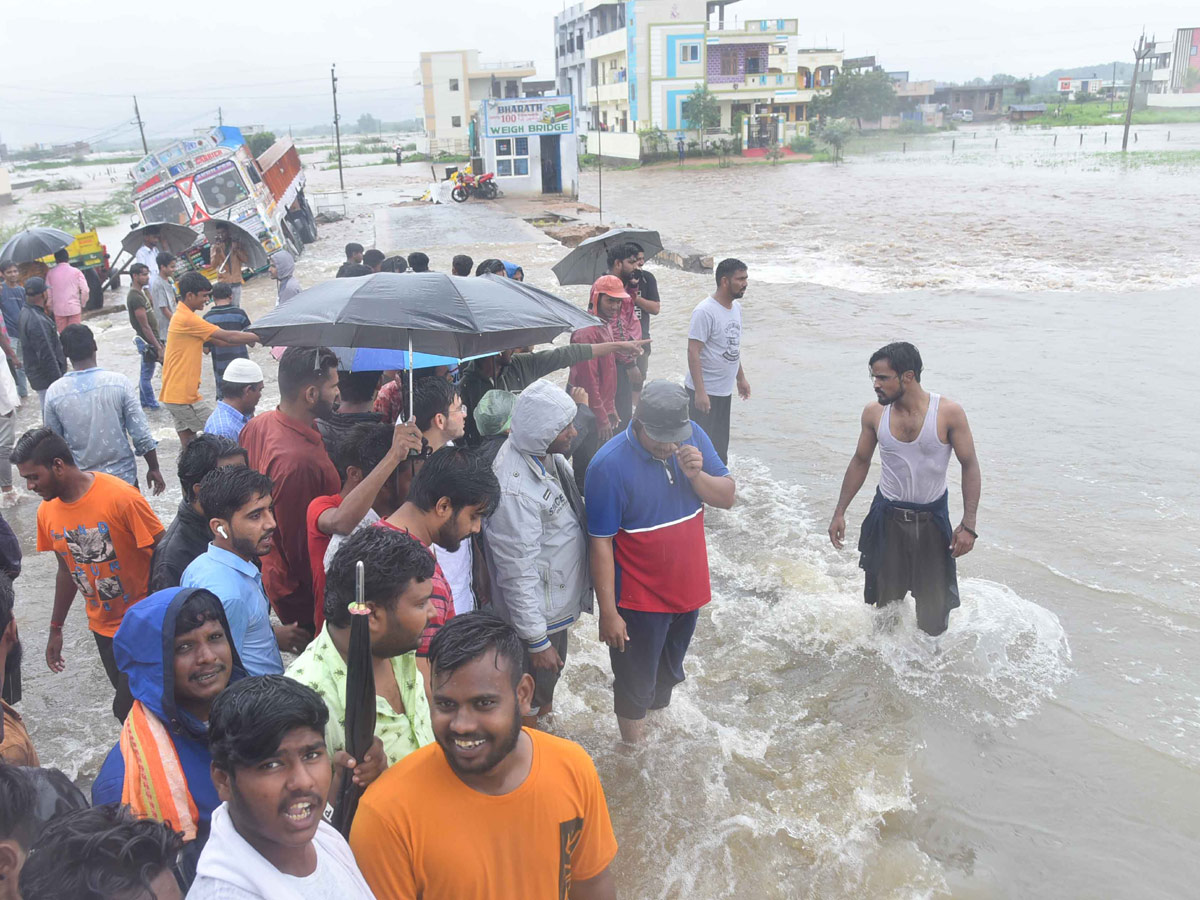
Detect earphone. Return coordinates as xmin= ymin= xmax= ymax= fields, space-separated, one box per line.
xmin=217 ymin=525 xmax=228 ymax=539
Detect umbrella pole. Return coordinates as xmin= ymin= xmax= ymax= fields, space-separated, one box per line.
xmin=407 ymin=331 xmax=414 ymax=424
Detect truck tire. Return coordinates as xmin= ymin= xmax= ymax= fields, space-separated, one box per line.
xmin=288 ymin=210 xmax=316 ymax=245
xmin=281 ymin=221 xmax=303 ymax=258
xmin=303 ymin=207 xmax=318 ymax=242
xmin=84 ymin=268 xmax=104 ymax=310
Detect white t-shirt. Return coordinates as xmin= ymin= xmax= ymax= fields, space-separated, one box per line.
xmin=683 ymin=296 xmax=742 ymax=397
xmin=436 ymin=540 xmax=476 ymax=613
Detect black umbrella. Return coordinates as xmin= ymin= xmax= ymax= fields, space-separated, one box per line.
xmin=200 ymin=220 xmax=269 ymax=271
xmin=0 ymin=228 xmax=74 ymax=267
xmin=551 ymin=227 xmax=663 ymax=286
xmin=120 ymin=223 xmax=199 ymax=256
xmin=331 ymin=560 xmax=375 ymax=838
xmin=251 ymin=272 xmax=598 ymax=418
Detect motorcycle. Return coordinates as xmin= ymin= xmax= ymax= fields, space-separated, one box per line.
xmin=450 ymin=167 xmax=499 ymax=202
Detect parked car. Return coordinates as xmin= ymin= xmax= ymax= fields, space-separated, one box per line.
xmin=951 ymin=110 xmax=974 ymax=123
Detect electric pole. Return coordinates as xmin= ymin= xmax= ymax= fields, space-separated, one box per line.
xmin=218 ymin=106 xmax=223 ymax=126
xmin=133 ymin=95 xmax=148 ymax=155
xmin=331 ymin=63 xmax=345 ymax=190
xmin=1109 ymin=61 xmax=1117 ymax=113
xmin=1123 ymin=33 xmax=1155 ymax=152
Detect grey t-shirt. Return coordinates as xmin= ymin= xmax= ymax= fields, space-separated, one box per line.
xmin=684 ymin=296 xmax=742 ymax=397
xmin=148 ymin=274 xmax=176 ymax=342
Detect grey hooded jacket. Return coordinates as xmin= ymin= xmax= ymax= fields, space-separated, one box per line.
xmin=483 ymin=379 xmax=592 ymax=650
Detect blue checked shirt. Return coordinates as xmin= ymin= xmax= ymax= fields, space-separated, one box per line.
xmin=203 ymin=400 xmax=252 ymax=440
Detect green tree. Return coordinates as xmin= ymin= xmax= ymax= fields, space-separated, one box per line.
xmin=681 ymin=85 xmax=721 ymax=150
xmin=245 ymin=131 xmax=276 ymax=157
xmin=1014 ymin=79 xmax=1031 ymax=101
xmin=637 ymin=125 xmax=668 ymax=159
xmin=811 ymin=69 xmax=899 ymax=130
xmin=990 ymin=73 xmax=1018 ymax=86
xmin=818 ymin=120 xmax=853 ymax=164
xmin=356 ymin=113 xmax=381 ymax=134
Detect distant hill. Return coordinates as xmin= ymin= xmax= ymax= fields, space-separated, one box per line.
xmin=1029 ymin=63 xmax=1136 ymax=94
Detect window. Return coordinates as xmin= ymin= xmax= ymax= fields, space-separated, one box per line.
xmin=494 ymin=137 xmax=529 ymax=177
xmin=746 ymin=56 xmax=762 ymax=74
xmin=449 ymin=78 xmax=460 ymax=91
xmin=194 ymin=161 xmax=249 ymax=213
xmin=721 ymin=53 xmax=736 ymax=76
xmin=451 ymin=116 xmax=462 ymax=127
xmin=679 ymin=42 xmax=700 ymax=64
xmin=139 ymin=186 xmax=189 ymax=225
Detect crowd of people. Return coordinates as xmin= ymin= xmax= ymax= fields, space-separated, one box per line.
xmin=0 ymin=232 xmax=981 ymax=898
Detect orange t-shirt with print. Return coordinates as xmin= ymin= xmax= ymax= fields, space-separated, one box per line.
xmin=36 ymin=472 xmax=164 ymax=637
xmin=160 ymin=303 xmax=219 ymax=405
xmin=350 ymin=728 xmax=618 ymax=899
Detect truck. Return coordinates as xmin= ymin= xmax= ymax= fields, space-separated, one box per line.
xmin=130 ymin=126 xmax=316 ymax=265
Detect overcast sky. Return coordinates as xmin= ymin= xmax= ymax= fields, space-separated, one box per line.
xmin=1 ymin=0 xmax=1193 ymax=147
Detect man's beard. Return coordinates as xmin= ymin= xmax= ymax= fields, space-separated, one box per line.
xmin=232 ymin=531 xmax=271 ymax=558
xmin=435 ymin=517 xmax=464 ymax=552
xmin=440 ymin=705 xmax=523 ymax=777
xmin=312 ymin=398 xmax=336 ymax=420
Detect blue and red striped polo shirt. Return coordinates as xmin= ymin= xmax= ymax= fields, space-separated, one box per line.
xmin=584 ymin=421 xmax=729 ymax=614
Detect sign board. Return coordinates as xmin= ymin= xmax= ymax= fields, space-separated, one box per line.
xmin=842 ymin=56 xmax=876 ymax=70
xmin=483 ymin=96 xmax=575 ymax=138
xmin=1058 ymin=78 xmax=1074 ymax=92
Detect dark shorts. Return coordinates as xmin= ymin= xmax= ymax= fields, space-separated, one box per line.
xmin=610 ymin=607 xmax=699 ymax=720
xmin=687 ymin=389 xmax=732 ymax=464
xmin=865 ymin=509 xmax=960 ymax=636
xmin=526 ymin=630 xmax=569 ymax=715
xmin=93 ymin=632 xmax=134 ymax=723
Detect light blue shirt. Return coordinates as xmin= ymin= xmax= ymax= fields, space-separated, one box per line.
xmin=43 ymin=367 xmax=157 ymax=486
xmin=181 ymin=544 xmax=283 ymax=676
xmin=203 ymin=400 xmax=252 ymax=440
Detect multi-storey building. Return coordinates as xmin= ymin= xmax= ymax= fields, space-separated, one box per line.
xmin=554 ymin=0 xmax=842 ymax=158
xmin=416 ymin=51 xmax=537 ymax=153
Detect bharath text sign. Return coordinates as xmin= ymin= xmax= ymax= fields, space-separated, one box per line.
xmin=484 ymin=97 xmax=575 ymax=137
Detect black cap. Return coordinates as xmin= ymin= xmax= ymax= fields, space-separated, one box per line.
xmin=634 ymin=381 xmax=692 ymax=444
xmin=24 ymin=276 xmax=46 ymax=296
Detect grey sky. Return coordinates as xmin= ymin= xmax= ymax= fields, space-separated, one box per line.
xmin=0 ymin=0 xmax=1192 ymax=147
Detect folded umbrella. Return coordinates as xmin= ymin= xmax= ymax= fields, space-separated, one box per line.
xmin=120 ymin=223 xmax=200 ymax=256
xmin=551 ymin=227 xmax=663 ymax=286
xmin=0 ymin=228 xmax=74 ymax=267
xmin=331 ymin=560 xmax=375 ymax=838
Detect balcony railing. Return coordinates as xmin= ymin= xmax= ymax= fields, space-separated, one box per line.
xmin=473 ymin=59 xmax=535 ymax=72
xmin=709 ymin=72 xmax=797 ymax=92
xmin=707 ymin=18 xmax=798 ymax=35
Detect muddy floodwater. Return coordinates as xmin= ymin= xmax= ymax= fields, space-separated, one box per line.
xmin=5 ymin=123 xmax=1199 ymax=898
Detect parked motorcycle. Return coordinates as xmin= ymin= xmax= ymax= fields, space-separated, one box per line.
xmin=450 ymin=168 xmax=499 ymax=202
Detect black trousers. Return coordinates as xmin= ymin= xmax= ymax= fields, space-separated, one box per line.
xmin=686 ymin=390 xmax=732 ymax=464
xmin=93 ymin=632 xmax=134 ymax=723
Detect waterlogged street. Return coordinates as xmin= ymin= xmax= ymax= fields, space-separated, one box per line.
xmin=5 ymin=124 xmax=1200 ymax=897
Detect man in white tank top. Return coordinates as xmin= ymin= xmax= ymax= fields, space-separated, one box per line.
xmin=827 ymin=342 xmax=981 ymax=635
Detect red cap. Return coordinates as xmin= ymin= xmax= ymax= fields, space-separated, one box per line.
xmin=592 ymin=274 xmax=630 ymax=300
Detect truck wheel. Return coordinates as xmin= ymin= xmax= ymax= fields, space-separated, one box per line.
xmin=303 ymin=207 xmax=318 ymax=242
xmin=84 ymin=269 xmax=104 ymax=310
xmin=281 ymin=221 xmax=302 ymax=258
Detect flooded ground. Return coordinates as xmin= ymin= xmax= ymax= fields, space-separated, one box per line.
xmin=4 ymin=123 xmax=1199 ymax=898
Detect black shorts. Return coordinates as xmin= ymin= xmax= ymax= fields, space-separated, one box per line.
xmin=865 ymin=509 xmax=959 ymax=635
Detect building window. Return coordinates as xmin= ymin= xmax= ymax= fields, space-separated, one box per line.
xmin=679 ymin=42 xmax=700 ymax=63
xmin=746 ymin=56 xmax=762 ymax=74
xmin=451 ymin=116 xmax=462 ymax=127
xmin=495 ymin=137 xmax=529 ymax=177
xmin=721 ymin=53 xmax=736 ymax=76
xmin=449 ymin=78 xmax=459 ymax=91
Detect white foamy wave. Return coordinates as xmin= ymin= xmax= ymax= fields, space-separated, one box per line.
xmin=706 ymin=457 xmax=1073 ymax=727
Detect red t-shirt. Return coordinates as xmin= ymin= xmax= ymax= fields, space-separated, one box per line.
xmin=306 ymin=493 xmax=343 ymax=629
xmin=374 ymin=520 xmax=454 ymax=655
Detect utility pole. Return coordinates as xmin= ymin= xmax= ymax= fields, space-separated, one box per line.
xmin=1109 ymin=61 xmax=1117 ymax=113
xmin=331 ymin=63 xmax=345 ymax=190
xmin=132 ymin=95 xmax=148 ymax=155
xmin=218 ymin=106 xmax=223 ymax=126
xmin=1123 ymin=34 xmax=1155 ymax=152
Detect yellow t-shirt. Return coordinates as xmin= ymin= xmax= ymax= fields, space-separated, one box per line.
xmin=350 ymin=728 xmax=618 ymax=899
xmin=160 ymin=303 xmax=220 ymax=405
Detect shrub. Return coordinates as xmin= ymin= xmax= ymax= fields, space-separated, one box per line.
xmin=789 ymin=135 xmax=816 ymax=153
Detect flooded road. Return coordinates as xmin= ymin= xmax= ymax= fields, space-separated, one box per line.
xmin=6 ymin=125 xmax=1200 ymax=898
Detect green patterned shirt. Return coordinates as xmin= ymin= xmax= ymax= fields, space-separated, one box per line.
xmin=286 ymin=626 xmax=434 ymax=766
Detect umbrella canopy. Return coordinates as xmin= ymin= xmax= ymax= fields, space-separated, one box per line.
xmin=250 ymin=272 xmax=597 ymax=358
xmin=331 ymin=346 xmax=461 ymax=373
xmin=551 ymin=227 xmax=663 ymax=286
xmin=120 ymin=223 xmax=199 ymax=256
xmin=331 ymin=561 xmax=376 ymax=838
xmin=0 ymin=228 xmax=74 ymax=267
xmin=201 ymin=220 xmax=270 ymax=271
